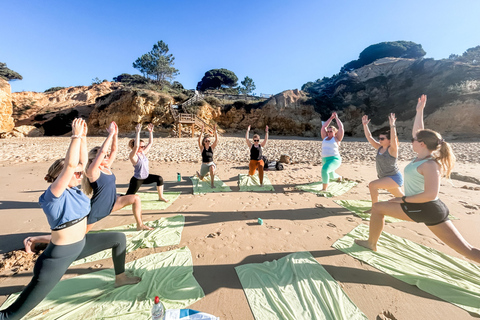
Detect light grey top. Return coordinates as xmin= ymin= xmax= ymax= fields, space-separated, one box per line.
xmin=133 ymin=153 xmax=149 ymax=179
xmin=376 ymin=147 xmax=399 ymax=178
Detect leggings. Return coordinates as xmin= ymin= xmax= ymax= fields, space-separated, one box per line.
xmin=248 ymin=160 xmax=265 ymax=183
xmin=126 ymin=174 xmax=163 ymax=195
xmin=0 ymin=232 xmax=126 ymax=320
xmin=321 ymin=156 xmax=342 ymax=184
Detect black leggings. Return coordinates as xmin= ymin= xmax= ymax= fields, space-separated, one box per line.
xmin=0 ymin=232 xmax=126 ymax=320
xmin=126 ymin=174 xmax=163 ymax=195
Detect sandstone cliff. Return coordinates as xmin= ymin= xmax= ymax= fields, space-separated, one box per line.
xmin=0 ymin=79 xmax=14 ymax=134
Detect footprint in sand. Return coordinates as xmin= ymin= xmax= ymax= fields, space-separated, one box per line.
xmin=266 ymin=225 xmax=281 ymax=231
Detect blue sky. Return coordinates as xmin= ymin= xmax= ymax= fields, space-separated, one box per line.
xmin=2 ymin=0 xmax=479 ymax=95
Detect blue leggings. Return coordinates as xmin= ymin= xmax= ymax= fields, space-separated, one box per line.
xmin=0 ymin=232 xmax=126 ymax=320
xmin=321 ymin=156 xmax=342 ymax=184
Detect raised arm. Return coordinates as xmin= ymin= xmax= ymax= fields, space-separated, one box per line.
xmin=362 ymin=115 xmax=381 ymax=149
xmin=50 ymin=118 xmax=85 ymax=197
xmin=143 ymin=123 xmax=154 ymax=154
xmin=129 ymin=124 xmax=142 ymax=164
xmin=412 ymin=94 xmax=427 ymax=138
xmin=245 ymin=125 xmax=252 ymax=148
xmin=260 ymin=125 xmax=269 ymax=147
xmin=387 ymin=113 xmax=399 ymax=158
xmin=79 ymin=120 xmax=88 ymax=170
xmin=211 ymin=124 xmax=219 ymax=150
xmin=87 ymin=122 xmax=116 ymax=179
xmin=198 ymin=124 xmax=204 ymax=151
xmin=106 ymin=121 xmax=118 ymax=167
xmin=334 ymin=113 xmax=344 ymax=142
xmin=321 ymin=113 xmax=335 ymax=139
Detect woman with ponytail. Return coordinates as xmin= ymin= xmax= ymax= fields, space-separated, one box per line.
xmin=356 ymin=95 xmax=480 ymax=264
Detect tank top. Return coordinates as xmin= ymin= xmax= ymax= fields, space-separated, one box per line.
xmin=89 ymin=170 xmax=117 ymax=220
xmin=39 ymin=186 xmax=91 ymax=230
xmin=322 ymin=137 xmax=340 ymax=157
xmin=404 ymin=158 xmax=435 ymax=197
xmin=376 ymin=147 xmax=400 ymax=178
xmin=133 ymin=153 xmax=149 ymax=179
xmin=202 ymin=146 xmax=214 ymax=163
xmin=250 ymin=145 xmax=262 ymax=160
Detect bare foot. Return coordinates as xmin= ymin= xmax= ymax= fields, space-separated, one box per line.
xmin=211 ymin=184 xmax=216 ymax=188
xmin=137 ymin=224 xmax=154 ymax=231
xmin=23 ymin=237 xmax=35 ymax=254
xmin=196 ymin=171 xmax=204 ymax=180
xmin=337 ymin=176 xmax=343 ymax=182
xmin=115 ymin=272 xmax=142 ymax=287
xmin=354 ymin=239 xmax=377 ymax=251
xmin=158 ymin=197 xmax=169 ymax=203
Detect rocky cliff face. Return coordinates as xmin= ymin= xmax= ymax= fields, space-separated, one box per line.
xmin=0 ymin=79 xmax=15 ymax=134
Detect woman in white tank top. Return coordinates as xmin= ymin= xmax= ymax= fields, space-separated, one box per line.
xmin=321 ymin=112 xmax=344 ymax=191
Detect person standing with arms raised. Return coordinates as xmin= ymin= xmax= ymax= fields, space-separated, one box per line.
xmin=321 ymin=112 xmax=344 ymax=191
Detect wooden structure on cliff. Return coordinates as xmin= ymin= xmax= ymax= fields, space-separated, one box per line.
xmin=169 ymin=92 xmax=215 ymax=137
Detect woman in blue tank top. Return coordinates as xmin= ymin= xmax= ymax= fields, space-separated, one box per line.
xmin=356 ymin=95 xmax=480 ymax=264
xmin=3 ymin=119 xmax=140 ymax=320
xmin=196 ymin=124 xmax=219 ymax=188
xmin=362 ymin=113 xmax=404 ymax=209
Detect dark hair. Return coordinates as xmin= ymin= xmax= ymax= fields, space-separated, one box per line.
xmin=129 ymin=139 xmax=145 ymax=149
xmin=379 ymin=130 xmax=390 ymax=139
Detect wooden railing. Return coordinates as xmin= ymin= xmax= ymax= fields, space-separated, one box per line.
xmin=169 ymin=101 xmax=215 ymax=138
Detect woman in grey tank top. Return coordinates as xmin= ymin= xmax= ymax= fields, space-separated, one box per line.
xmin=362 ymin=113 xmax=404 ymax=210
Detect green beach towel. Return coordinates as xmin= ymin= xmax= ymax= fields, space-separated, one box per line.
xmin=333 ymin=224 xmax=480 ymax=316
xmin=238 ymin=173 xmax=275 ymax=191
xmin=120 ymin=191 xmax=180 ymax=211
xmin=235 ymin=251 xmax=368 ymax=320
xmin=1 ymin=247 xmax=204 ymax=319
xmin=296 ymin=180 xmax=357 ymax=198
xmin=333 ymin=199 xmax=457 ymax=222
xmin=189 ymin=175 xmax=232 ymax=194
xmin=71 ymin=215 xmax=184 ymax=266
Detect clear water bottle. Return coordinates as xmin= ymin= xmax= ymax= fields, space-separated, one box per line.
xmin=151 ymin=296 xmax=165 ymax=320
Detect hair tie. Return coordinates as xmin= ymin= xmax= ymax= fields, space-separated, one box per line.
xmin=44 ymin=174 xmax=51 ymax=182
xmin=438 ymin=139 xmax=445 ymax=145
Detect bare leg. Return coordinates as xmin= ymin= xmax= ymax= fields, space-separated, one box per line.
xmin=196 ymin=171 xmax=204 ymax=180
xmin=115 ymin=272 xmax=142 ymax=287
xmin=23 ymin=235 xmax=51 ymax=254
xmin=428 ymin=221 xmax=480 ymax=263
xmin=355 ymin=201 xmax=413 ymax=251
xmin=322 ymin=183 xmax=329 ymax=191
xmin=157 ymin=185 xmax=168 ymax=202
xmin=367 ymin=177 xmax=404 ymax=212
xmin=209 ymin=166 xmax=215 ymax=188
xmin=113 ymin=195 xmax=153 ymax=231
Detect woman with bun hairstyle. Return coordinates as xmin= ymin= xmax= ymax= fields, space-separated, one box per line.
xmin=2 ymin=119 xmax=140 ymax=320
xmin=356 ymin=95 xmax=480 ymax=264
xmin=321 ymin=112 xmax=344 ymax=191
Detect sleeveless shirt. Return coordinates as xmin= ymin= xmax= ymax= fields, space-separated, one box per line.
xmin=376 ymin=147 xmax=400 ymax=178
xmin=202 ymin=146 xmax=214 ymax=163
xmin=404 ymin=158 xmax=434 ymax=197
xmin=322 ymin=137 xmax=340 ymax=157
xmin=133 ymin=153 xmax=149 ymax=179
xmin=88 ymin=170 xmax=117 ymax=223
xmin=250 ymin=145 xmax=262 ymax=160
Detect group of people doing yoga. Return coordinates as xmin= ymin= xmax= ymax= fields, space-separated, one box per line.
xmin=3 ymin=94 xmax=480 ymax=319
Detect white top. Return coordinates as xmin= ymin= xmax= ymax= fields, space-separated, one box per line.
xmin=322 ymin=137 xmax=340 ymax=157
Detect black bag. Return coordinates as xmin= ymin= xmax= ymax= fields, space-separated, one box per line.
xmin=275 ymin=162 xmax=284 ymax=171
xmin=267 ymin=161 xmax=277 ymax=171
xmin=262 ymin=156 xmax=268 ymax=169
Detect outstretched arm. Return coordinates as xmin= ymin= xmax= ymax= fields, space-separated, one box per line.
xmin=362 ymin=115 xmax=381 ymax=149
xmin=106 ymin=121 xmax=118 ymax=167
xmin=413 ymin=94 xmax=427 ymax=138
xmin=388 ymin=113 xmax=399 ymax=158
xmin=198 ymin=124 xmax=204 ymax=151
xmin=245 ymin=126 xmax=252 ymax=148
xmin=79 ymin=120 xmax=88 ymax=170
xmin=261 ymin=125 xmax=269 ymax=147
xmin=88 ymin=122 xmax=116 ymax=179
xmin=211 ymin=124 xmax=219 ymax=150
xmin=143 ymin=123 xmax=154 ymax=154
xmin=129 ymin=124 xmax=141 ymax=164
xmin=334 ymin=113 xmax=344 ymax=142
xmin=50 ymin=118 xmax=85 ymax=197
xmin=321 ymin=113 xmax=335 ymax=139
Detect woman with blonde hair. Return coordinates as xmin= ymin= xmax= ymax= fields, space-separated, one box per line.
xmin=356 ymin=95 xmax=480 ymax=263
xmin=245 ymin=125 xmax=269 ymax=186
xmin=3 ymin=119 xmax=140 ymax=320
xmin=196 ymin=124 xmax=218 ymax=188
xmin=321 ymin=112 xmax=344 ymax=191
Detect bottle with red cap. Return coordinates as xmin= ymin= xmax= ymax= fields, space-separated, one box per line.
xmin=151 ymin=296 xmax=165 ymax=320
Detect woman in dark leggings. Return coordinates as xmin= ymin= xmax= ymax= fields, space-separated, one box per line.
xmin=1 ymin=119 xmax=140 ymax=320
xmin=126 ymin=123 xmax=168 ymax=202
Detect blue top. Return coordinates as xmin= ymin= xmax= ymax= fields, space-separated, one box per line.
xmin=87 ymin=170 xmax=117 ymax=224
xmin=39 ymin=186 xmax=91 ymax=230
xmin=133 ymin=153 xmax=149 ymax=179
xmin=404 ymin=158 xmax=435 ymax=197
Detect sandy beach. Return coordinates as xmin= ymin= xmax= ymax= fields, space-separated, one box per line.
xmin=1 ymin=136 xmax=480 ymax=319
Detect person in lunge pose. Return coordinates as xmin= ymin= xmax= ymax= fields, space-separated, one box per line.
xmin=355 ymin=95 xmax=480 ymax=264
xmin=321 ymin=112 xmax=344 ymax=191
xmin=196 ymin=124 xmax=219 ymax=188
xmin=245 ymin=125 xmax=269 ymax=186
xmin=2 ymin=119 xmax=140 ymax=320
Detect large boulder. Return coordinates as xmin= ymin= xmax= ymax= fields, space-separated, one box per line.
xmin=0 ymin=79 xmax=14 ymax=134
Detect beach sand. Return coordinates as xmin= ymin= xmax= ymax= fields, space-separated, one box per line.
xmin=1 ymin=136 xmax=480 ymax=319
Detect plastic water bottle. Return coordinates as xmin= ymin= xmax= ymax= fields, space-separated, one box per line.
xmin=151 ymin=296 xmax=165 ymax=320
xmin=177 ymin=172 xmax=181 ymax=182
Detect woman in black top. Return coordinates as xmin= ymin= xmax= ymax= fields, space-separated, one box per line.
xmin=196 ymin=124 xmax=218 ymax=188
xmin=245 ymin=125 xmax=269 ymax=186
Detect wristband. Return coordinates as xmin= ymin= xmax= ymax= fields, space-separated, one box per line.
xmin=71 ymin=135 xmax=81 ymax=139
xmin=402 ymin=196 xmax=407 ymax=203
xmin=390 ymin=125 xmax=396 ymax=127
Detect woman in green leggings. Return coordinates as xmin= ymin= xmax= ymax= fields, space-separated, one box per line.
xmin=321 ymin=112 xmax=344 ymax=191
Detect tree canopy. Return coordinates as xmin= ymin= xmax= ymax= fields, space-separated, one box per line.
xmin=341 ymin=41 xmax=426 ymax=73
xmin=0 ymin=62 xmax=22 ymax=81
xmin=449 ymin=45 xmax=480 ymax=64
xmin=197 ymin=68 xmax=238 ymax=91
xmin=239 ymin=76 xmax=256 ymax=95
xmin=133 ymin=41 xmax=179 ymax=83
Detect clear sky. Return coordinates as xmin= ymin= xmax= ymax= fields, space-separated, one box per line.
xmin=2 ymin=0 xmax=479 ymax=95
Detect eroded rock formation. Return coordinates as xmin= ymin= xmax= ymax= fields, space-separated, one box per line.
xmin=0 ymin=79 xmax=15 ymax=134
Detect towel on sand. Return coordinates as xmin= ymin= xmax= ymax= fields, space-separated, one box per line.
xmin=71 ymin=215 xmax=184 ymax=266
xmin=238 ymin=173 xmax=275 ymax=191
xmin=1 ymin=247 xmax=205 ymax=320
xmin=295 ymin=180 xmax=357 ymax=198
xmin=189 ymin=175 xmax=232 ymax=194
xmin=333 ymin=224 xmax=480 ymax=316
xmin=235 ymin=251 xmax=368 ymax=320
xmin=120 ymin=191 xmax=180 ymax=211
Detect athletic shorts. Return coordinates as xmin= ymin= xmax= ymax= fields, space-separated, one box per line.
xmin=401 ymin=199 xmax=450 ymax=226
xmin=385 ymin=171 xmax=403 ymax=187
xmin=200 ymin=162 xmax=216 ymax=177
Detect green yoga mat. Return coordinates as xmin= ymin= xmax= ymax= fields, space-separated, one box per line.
xmin=189 ymin=175 xmax=232 ymax=194
xmin=235 ymin=251 xmax=368 ymax=320
xmin=120 ymin=191 xmax=181 ymax=211
xmin=296 ymin=180 xmax=357 ymax=198
xmin=1 ymin=247 xmax=204 ymax=320
xmin=333 ymin=224 xmax=480 ymax=316
xmin=333 ymin=199 xmax=457 ymax=223
xmin=238 ymin=173 xmax=275 ymax=191
xmin=71 ymin=215 xmax=184 ymax=266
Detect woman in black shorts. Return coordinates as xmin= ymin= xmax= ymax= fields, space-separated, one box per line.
xmin=356 ymin=95 xmax=480 ymax=263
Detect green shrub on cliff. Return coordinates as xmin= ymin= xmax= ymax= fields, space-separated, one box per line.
xmin=197 ymin=68 xmax=238 ymax=91
xmin=449 ymin=45 xmax=480 ymax=64
xmin=44 ymin=86 xmax=66 ymax=93
xmin=0 ymin=62 xmax=22 ymax=81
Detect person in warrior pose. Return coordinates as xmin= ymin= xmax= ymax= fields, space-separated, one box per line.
xmin=245 ymin=125 xmax=269 ymax=186
xmin=196 ymin=124 xmax=219 ymax=188
xmin=320 ymin=112 xmax=344 ymax=191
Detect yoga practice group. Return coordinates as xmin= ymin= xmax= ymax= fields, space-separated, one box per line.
xmin=2 ymin=94 xmax=480 ymax=319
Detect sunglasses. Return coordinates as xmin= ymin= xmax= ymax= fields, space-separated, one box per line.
xmin=139 ymin=146 xmax=145 ymax=149
xmin=253 ymin=139 xmax=259 ymax=142
xmin=327 ymin=131 xmax=333 ymax=133
xmin=411 ymin=138 xmax=423 ymax=143
xmin=378 ymin=137 xmax=387 ymax=141
xmin=204 ymin=140 xmax=210 ymax=143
